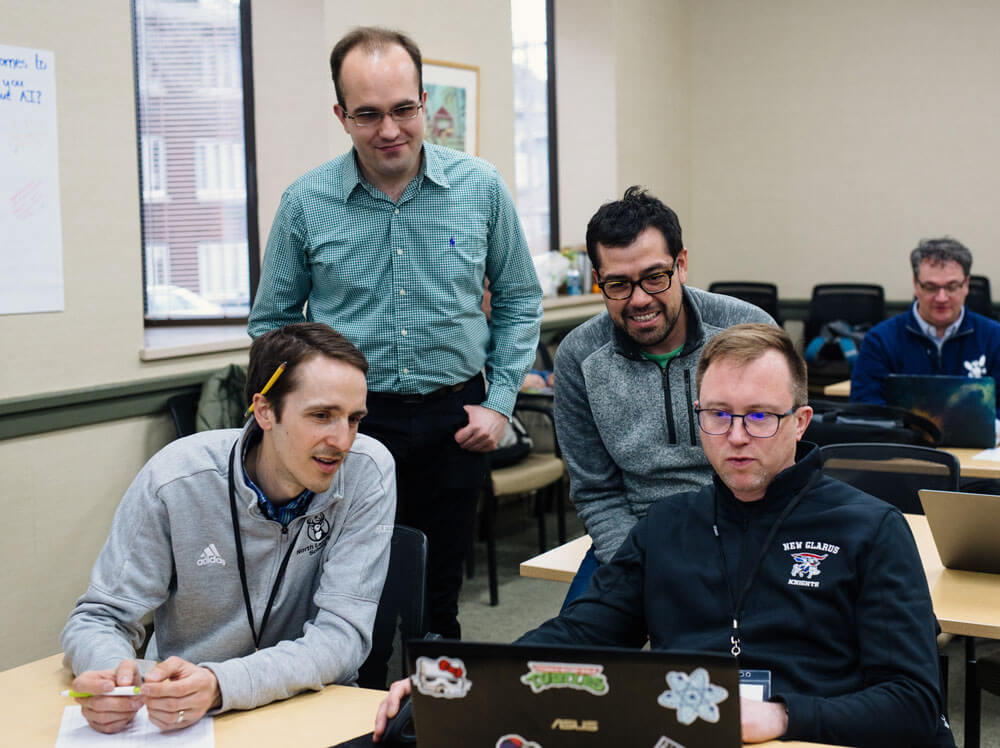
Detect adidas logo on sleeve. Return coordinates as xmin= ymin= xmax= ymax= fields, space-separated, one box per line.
xmin=196 ymin=543 xmax=227 ymax=567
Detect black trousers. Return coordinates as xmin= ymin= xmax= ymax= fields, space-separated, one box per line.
xmin=360 ymin=375 xmax=488 ymax=640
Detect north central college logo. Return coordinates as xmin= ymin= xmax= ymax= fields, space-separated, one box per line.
xmin=520 ymin=661 xmax=608 ymax=695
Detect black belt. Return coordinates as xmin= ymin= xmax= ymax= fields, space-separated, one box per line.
xmin=369 ymin=374 xmax=480 ymax=404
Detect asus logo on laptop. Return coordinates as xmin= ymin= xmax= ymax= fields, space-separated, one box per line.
xmin=551 ymin=718 xmax=599 ymax=732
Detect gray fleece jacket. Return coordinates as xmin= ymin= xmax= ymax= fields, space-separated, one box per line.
xmin=60 ymin=424 xmax=396 ymax=712
xmin=554 ymin=286 xmax=773 ymax=563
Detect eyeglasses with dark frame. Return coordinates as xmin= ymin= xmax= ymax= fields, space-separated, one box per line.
xmin=596 ymin=267 xmax=675 ymax=300
xmin=695 ymin=407 xmax=800 ymax=438
xmin=915 ymin=278 xmax=968 ymax=296
xmin=345 ymin=103 xmax=423 ymax=127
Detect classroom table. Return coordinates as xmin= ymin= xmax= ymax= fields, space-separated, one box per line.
xmin=822 ymin=379 xmax=851 ymax=398
xmin=0 ymin=652 xmax=842 ymax=747
xmin=0 ymin=653 xmax=384 ymax=747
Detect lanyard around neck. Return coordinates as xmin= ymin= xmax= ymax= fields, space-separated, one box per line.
xmin=712 ymin=471 xmax=820 ymax=658
xmin=227 ymin=441 xmax=303 ymax=651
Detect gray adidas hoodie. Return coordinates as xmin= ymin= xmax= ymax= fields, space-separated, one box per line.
xmin=554 ymin=286 xmax=774 ymax=563
xmin=60 ymin=424 xmax=396 ymax=712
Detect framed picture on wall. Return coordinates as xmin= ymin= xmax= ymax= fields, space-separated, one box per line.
xmin=423 ymin=60 xmax=479 ymax=155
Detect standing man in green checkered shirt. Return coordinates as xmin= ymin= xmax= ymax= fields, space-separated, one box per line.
xmin=248 ymin=27 xmax=542 ymax=655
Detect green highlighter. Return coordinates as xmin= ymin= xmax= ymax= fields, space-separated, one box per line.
xmin=61 ymin=686 xmax=141 ymax=698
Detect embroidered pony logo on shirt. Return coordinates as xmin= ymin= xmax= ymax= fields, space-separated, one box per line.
xmin=964 ymin=355 xmax=987 ymax=378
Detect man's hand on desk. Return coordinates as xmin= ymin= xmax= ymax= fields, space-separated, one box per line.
xmin=72 ymin=659 xmax=144 ymax=734
xmin=740 ymin=698 xmax=788 ymax=743
xmin=455 ymin=404 xmax=507 ymax=452
xmin=141 ymin=656 xmax=221 ymax=731
xmin=373 ymin=677 xmax=412 ymax=742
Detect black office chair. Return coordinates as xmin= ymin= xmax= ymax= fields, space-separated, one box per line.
xmin=804 ymin=283 xmax=885 ymax=343
xmin=818 ymin=442 xmax=959 ymax=514
xmin=967 ymin=275 xmax=997 ymax=320
xmin=708 ymin=281 xmax=782 ymax=325
xmin=165 ymin=390 xmax=201 ymax=439
xmin=804 ymin=283 xmax=885 ymax=390
xmin=357 ymin=525 xmax=428 ymax=689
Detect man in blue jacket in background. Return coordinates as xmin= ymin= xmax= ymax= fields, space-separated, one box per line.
xmin=851 ymin=237 xmax=1000 ymax=413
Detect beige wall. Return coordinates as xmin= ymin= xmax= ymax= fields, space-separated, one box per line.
xmin=687 ymin=0 xmax=1000 ymax=296
xmin=555 ymin=0 xmax=690 ymax=247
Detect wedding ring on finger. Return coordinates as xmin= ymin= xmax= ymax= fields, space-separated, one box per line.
xmin=176 ymin=710 xmax=185 ymax=724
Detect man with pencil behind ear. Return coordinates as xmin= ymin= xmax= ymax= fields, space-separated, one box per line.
xmin=60 ymin=323 xmax=395 ymax=733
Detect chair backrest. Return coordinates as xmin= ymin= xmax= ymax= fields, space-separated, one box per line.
xmin=708 ymin=281 xmax=782 ymax=323
xmin=818 ymin=442 xmax=960 ymax=514
xmin=967 ymin=275 xmax=996 ymax=319
xmin=166 ymin=390 xmax=200 ymax=439
xmin=805 ymin=283 xmax=885 ymax=341
xmin=357 ymin=525 xmax=428 ymax=688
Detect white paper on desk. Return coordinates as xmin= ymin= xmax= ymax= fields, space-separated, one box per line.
xmin=973 ymin=447 xmax=1000 ymax=462
xmin=56 ymin=706 xmax=213 ymax=747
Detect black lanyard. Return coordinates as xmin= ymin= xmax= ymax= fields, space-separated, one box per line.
xmin=711 ymin=471 xmax=820 ymax=658
xmin=227 ymin=441 xmax=303 ymax=651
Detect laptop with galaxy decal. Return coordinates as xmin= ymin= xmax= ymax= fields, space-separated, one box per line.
xmin=884 ymin=374 xmax=996 ymax=448
xmin=406 ymin=640 xmax=740 ymax=747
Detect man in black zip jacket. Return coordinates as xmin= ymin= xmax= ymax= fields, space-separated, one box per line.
xmin=554 ymin=187 xmax=773 ymax=604
xmin=374 ymin=323 xmax=953 ymax=746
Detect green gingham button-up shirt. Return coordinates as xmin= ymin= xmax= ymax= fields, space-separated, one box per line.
xmin=248 ymin=143 xmax=542 ymax=418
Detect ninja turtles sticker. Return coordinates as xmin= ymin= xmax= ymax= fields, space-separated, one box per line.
xmin=656 ymin=668 xmax=729 ymax=725
xmin=412 ymin=656 xmax=472 ymax=699
xmin=519 ymin=661 xmax=609 ymax=695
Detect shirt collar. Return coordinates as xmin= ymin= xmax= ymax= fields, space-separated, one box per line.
xmin=911 ymin=300 xmax=965 ymax=344
xmin=240 ymin=428 xmax=314 ymax=526
xmin=339 ymin=141 xmax=445 ymax=200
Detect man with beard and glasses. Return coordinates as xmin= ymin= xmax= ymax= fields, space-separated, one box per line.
xmin=555 ymin=187 xmax=774 ymax=604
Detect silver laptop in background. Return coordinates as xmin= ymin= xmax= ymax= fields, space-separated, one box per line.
xmin=919 ymin=489 xmax=1000 ymax=574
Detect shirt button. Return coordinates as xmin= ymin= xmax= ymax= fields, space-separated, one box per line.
xmin=397 ymin=249 xmax=403 ymax=255
xmin=401 ymin=329 xmax=407 ymax=336
xmin=394 ymin=208 xmax=399 ymax=215
xmin=399 ymin=289 xmax=406 ymax=295
xmin=402 ymin=368 xmax=409 ymax=374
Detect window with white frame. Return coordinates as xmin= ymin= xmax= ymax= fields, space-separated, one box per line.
xmin=133 ymin=0 xmax=258 ymax=323
xmin=198 ymin=241 xmax=250 ymax=313
xmin=141 ymin=135 xmax=167 ymax=200
xmin=145 ymin=244 xmax=170 ymax=287
xmin=194 ymin=140 xmax=246 ymax=200
xmin=511 ymin=0 xmax=557 ymax=255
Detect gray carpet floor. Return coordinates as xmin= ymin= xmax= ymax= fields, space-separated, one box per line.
xmin=456 ymin=497 xmax=1000 ymax=747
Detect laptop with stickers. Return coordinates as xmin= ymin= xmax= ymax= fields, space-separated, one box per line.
xmin=883 ymin=374 xmax=996 ymax=448
xmin=919 ymin=489 xmax=1000 ymax=574
xmin=405 ymin=640 xmax=741 ymax=748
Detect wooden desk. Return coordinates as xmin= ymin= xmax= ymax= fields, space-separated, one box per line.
xmin=822 ymin=379 xmax=851 ymax=397
xmin=0 ymin=653 xmax=384 ymax=746
xmin=520 ymin=534 xmax=591 ymax=582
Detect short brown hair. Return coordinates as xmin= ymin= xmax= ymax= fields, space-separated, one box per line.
xmin=696 ymin=323 xmax=807 ymax=406
xmin=329 ymin=27 xmax=423 ymax=110
xmin=247 ymin=323 xmax=368 ymax=421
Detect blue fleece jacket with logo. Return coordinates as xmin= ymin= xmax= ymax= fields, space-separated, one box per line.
xmin=851 ymin=305 xmax=1000 ymax=409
